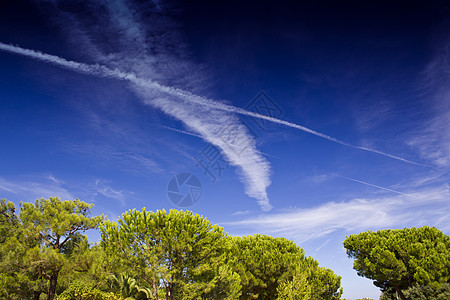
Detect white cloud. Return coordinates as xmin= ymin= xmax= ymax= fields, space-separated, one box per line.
xmin=232 ymin=210 xmax=252 ymax=216
xmin=0 ymin=175 xmax=140 ymax=210
xmin=0 ymin=38 xmax=273 ymax=210
xmin=226 ymin=184 xmax=450 ymax=242
xmin=0 ymin=176 xmax=74 ymax=201
xmin=0 ymin=41 xmax=427 ymax=210
xmin=306 ymin=173 xmax=332 ymax=184
xmin=135 ymin=87 xmax=272 ymax=210
xmin=0 ymin=0 xmax=430 ymax=210
xmin=48 ymin=174 xmax=64 ymax=185
xmin=93 ymin=179 xmax=134 ymax=207
xmin=408 ymin=38 xmax=450 ymax=168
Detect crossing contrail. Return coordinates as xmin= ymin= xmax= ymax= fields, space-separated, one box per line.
xmin=161 ymin=125 xmax=205 ymax=139
xmin=161 ymin=125 xmax=277 ymax=158
xmin=0 ymin=42 xmax=427 ymax=167
xmin=341 ymin=176 xmax=418 ymax=199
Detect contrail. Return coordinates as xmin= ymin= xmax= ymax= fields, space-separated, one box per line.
xmin=161 ymin=125 xmax=205 ymax=139
xmin=161 ymin=125 xmax=277 ymax=158
xmin=341 ymin=176 xmax=418 ymax=199
xmin=0 ymin=42 xmax=427 ymax=167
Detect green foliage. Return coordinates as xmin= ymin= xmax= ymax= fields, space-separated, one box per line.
xmin=0 ymin=197 xmax=104 ymax=300
xmin=108 ymin=273 xmax=152 ymax=300
xmin=380 ymin=283 xmax=450 ymax=300
xmin=15 ymin=197 xmax=443 ymax=300
xmin=277 ymin=257 xmax=343 ymax=300
xmin=229 ymin=234 xmax=305 ymax=299
xmin=0 ymin=199 xmax=18 ymax=243
xmin=206 ymin=264 xmax=242 ymax=300
xmin=379 ymin=288 xmax=398 ymax=300
xmin=100 ymin=208 xmax=238 ymax=300
xmin=57 ymin=239 xmax=115 ymax=296
xmin=57 ymin=281 xmax=122 ymax=300
xmin=344 ymin=226 xmax=450 ymax=299
xmin=404 ymin=282 xmax=450 ymax=299
xmin=20 ymin=197 xmax=105 ymax=250
xmin=0 ymin=199 xmax=48 ymax=299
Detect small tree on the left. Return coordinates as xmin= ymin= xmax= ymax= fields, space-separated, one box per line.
xmin=0 ymin=197 xmax=104 ymax=300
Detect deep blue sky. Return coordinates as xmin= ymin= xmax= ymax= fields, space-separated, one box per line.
xmin=1 ymin=1 xmax=449 ymax=298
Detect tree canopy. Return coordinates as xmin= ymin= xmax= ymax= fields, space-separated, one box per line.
xmin=344 ymin=226 xmax=450 ymax=300
xmin=229 ymin=234 xmax=304 ymax=299
xmin=0 ymin=197 xmax=104 ymax=300
xmin=6 ymin=196 xmax=450 ymax=300
xmin=277 ymin=257 xmax=343 ymax=300
xmin=100 ymin=208 xmax=240 ymax=300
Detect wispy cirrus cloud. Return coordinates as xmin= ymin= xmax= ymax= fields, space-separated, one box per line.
xmin=0 ymin=41 xmax=430 ymax=209
xmin=1 ymin=0 xmax=431 ymax=211
xmin=0 ymin=0 xmax=273 ymax=210
xmin=226 ymin=183 xmax=450 ymax=242
xmin=352 ymin=97 xmax=394 ymax=133
xmin=65 ymin=132 xmax=165 ymax=175
xmin=93 ymin=179 xmax=134 ymax=207
xmin=0 ymin=174 xmax=139 ymax=209
xmin=63 ymin=0 xmax=272 ymax=210
xmin=0 ymin=175 xmax=74 ymax=201
xmin=408 ymin=37 xmax=450 ymax=168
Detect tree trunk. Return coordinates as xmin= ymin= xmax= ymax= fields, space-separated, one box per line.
xmin=33 ymin=291 xmax=41 ymax=300
xmin=169 ymin=283 xmax=174 ymax=300
xmin=152 ymin=280 xmax=159 ymax=300
xmin=395 ymin=286 xmax=407 ymax=300
xmin=47 ymin=272 xmax=59 ymax=300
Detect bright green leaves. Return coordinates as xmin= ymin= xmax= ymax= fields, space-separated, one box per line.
xmin=228 ymin=234 xmax=341 ymax=300
xmin=229 ymin=234 xmax=304 ymax=299
xmin=277 ymin=257 xmax=343 ymax=300
xmin=2 ymin=198 xmax=348 ymax=300
xmin=20 ymin=197 xmax=104 ymax=250
xmin=57 ymin=280 xmax=123 ymax=300
xmin=107 ymin=273 xmax=151 ymax=299
xmin=344 ymin=226 xmax=450 ymax=298
xmin=0 ymin=199 xmax=17 ymax=243
xmin=0 ymin=197 xmax=104 ymax=300
xmin=100 ymin=208 xmax=237 ymax=300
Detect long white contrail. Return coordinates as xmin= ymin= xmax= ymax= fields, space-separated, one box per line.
xmin=341 ymin=176 xmax=418 ymax=199
xmin=0 ymin=42 xmax=426 ymax=167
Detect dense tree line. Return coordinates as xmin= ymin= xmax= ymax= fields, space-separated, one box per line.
xmin=0 ymin=198 xmax=342 ymax=300
xmin=1 ymin=197 xmax=449 ymax=300
xmin=344 ymin=227 xmax=450 ymax=300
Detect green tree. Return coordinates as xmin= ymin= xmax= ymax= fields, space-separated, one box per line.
xmin=229 ymin=234 xmax=305 ymax=299
xmin=0 ymin=199 xmax=48 ymax=299
xmin=404 ymin=282 xmax=450 ymax=299
xmin=0 ymin=199 xmax=17 ymax=243
xmin=57 ymin=236 xmax=115 ymax=296
xmin=57 ymin=281 xmax=123 ymax=300
xmin=343 ymin=226 xmax=450 ymax=300
xmin=100 ymin=208 xmax=239 ymax=300
xmin=380 ymin=283 xmax=450 ymax=300
xmin=206 ymin=264 xmax=242 ymax=300
xmin=277 ymin=257 xmax=343 ymax=300
xmin=107 ymin=273 xmax=153 ymax=299
xmin=379 ymin=288 xmax=398 ymax=300
xmin=17 ymin=197 xmax=104 ymax=300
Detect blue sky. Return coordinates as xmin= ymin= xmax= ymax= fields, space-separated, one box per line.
xmin=1 ymin=1 xmax=449 ymax=298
